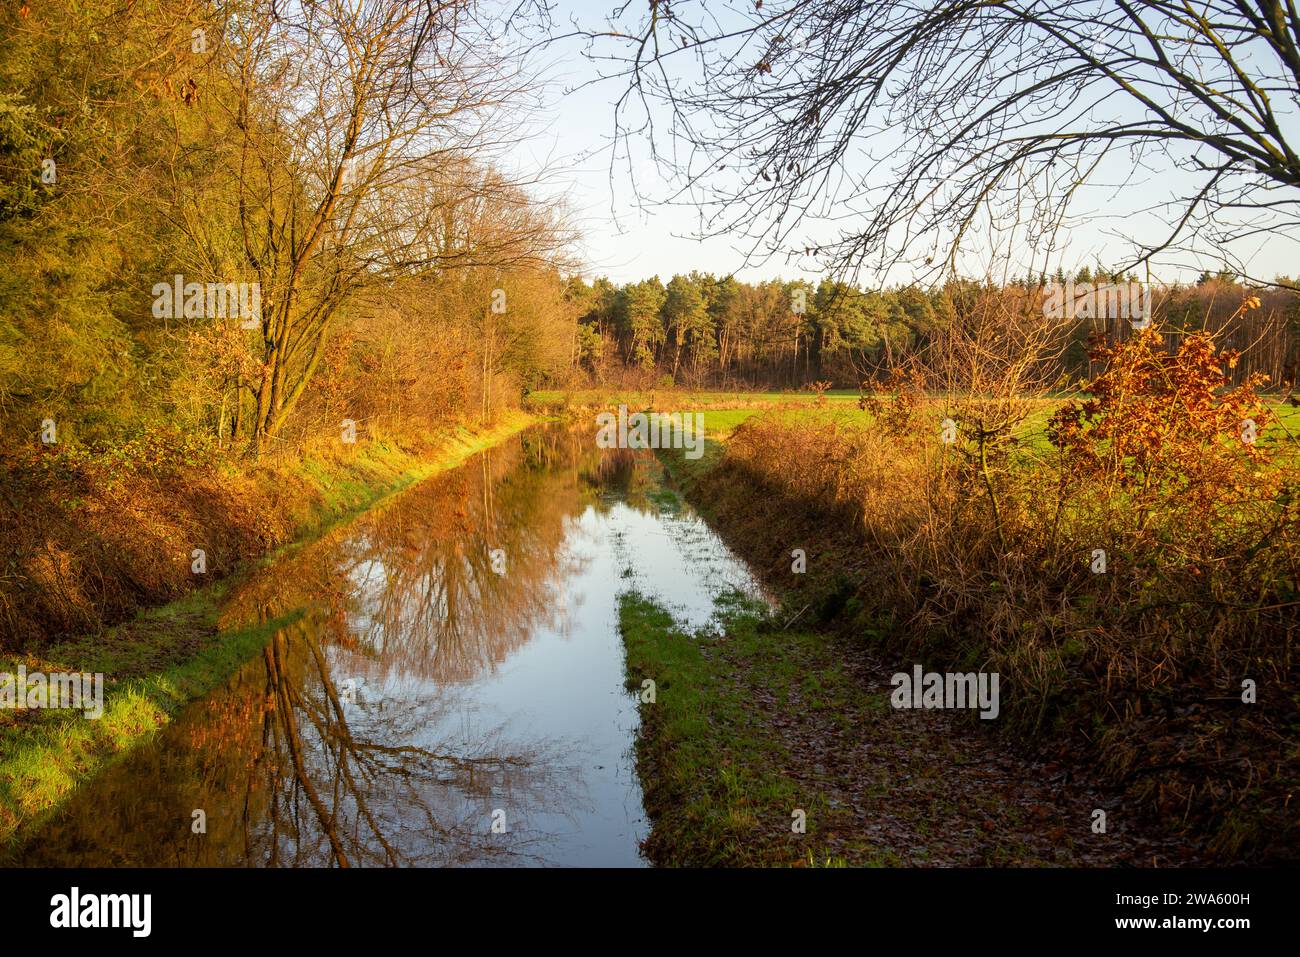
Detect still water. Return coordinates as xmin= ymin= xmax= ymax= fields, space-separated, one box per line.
xmin=18 ymin=426 xmax=764 ymax=867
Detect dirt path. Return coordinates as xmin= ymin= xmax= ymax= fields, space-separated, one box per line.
xmin=706 ymin=619 xmax=1210 ymax=866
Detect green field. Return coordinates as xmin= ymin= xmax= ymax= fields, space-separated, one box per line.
xmin=540 ymin=391 xmax=1300 ymax=451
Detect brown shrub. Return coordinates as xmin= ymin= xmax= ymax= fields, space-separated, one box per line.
xmin=704 ymin=322 xmax=1299 ymax=861
xmin=0 ymin=423 xmax=443 ymax=647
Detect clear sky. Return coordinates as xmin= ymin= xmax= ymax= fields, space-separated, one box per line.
xmin=508 ymin=9 xmax=770 ymax=285
xmin=508 ymin=0 xmax=1300 ymax=288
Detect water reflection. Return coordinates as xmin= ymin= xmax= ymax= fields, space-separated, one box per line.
xmin=16 ymin=427 xmax=764 ymax=867
xmin=225 ymin=430 xmax=591 ymax=684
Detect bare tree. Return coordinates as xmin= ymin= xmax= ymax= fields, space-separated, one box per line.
xmin=579 ymin=0 xmax=1300 ymax=285
xmin=172 ymin=0 xmax=562 ymax=452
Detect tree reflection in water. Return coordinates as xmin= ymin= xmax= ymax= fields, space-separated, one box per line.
xmin=226 ymin=611 xmax=574 ymax=867
xmin=16 ymin=427 xmax=658 ymax=867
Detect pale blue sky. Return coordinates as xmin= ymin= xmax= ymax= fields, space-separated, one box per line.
xmin=509 ymin=0 xmax=1300 ymax=288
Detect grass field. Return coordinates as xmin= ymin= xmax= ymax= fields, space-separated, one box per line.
xmin=590 ymin=394 xmax=1300 ymax=453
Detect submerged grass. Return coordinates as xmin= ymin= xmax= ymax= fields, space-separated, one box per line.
xmin=0 ymin=599 xmax=294 ymax=854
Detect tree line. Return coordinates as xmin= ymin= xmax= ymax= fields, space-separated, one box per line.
xmin=3 ymin=0 xmax=1297 ymax=464
xmin=567 ymin=270 xmax=1300 ymax=392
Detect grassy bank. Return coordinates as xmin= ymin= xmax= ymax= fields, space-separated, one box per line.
xmin=620 ymin=590 xmax=861 ymax=866
xmin=0 ymin=412 xmax=534 ymax=644
xmin=0 ymin=411 xmax=534 ymax=850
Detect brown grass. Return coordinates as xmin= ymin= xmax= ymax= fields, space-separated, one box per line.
xmin=686 ymin=329 xmax=1299 ymax=863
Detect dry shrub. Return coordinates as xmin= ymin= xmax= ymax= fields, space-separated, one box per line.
xmin=708 ymin=317 xmax=1299 ymax=861
xmin=728 ymin=413 xmax=925 ymax=525
xmin=857 ymin=365 xmax=927 ymax=435
xmin=0 ymin=431 xmax=277 ymax=643
xmin=803 ymin=380 xmax=834 ymax=407
xmin=0 ymin=419 xmax=428 ymax=646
